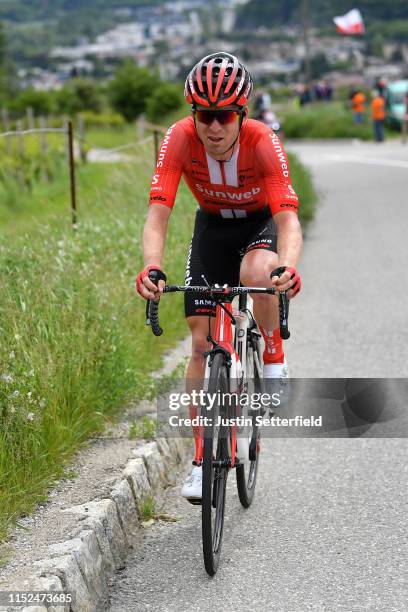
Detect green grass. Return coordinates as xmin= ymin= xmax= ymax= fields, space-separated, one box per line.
xmin=282 ymin=101 xmax=388 ymax=140
xmin=0 ymin=133 xmax=63 ymax=157
xmin=0 ymin=161 xmax=119 ymax=231
xmin=84 ymin=125 xmax=140 ymax=149
xmin=0 ymin=124 xmax=317 ymax=542
xmin=288 ymin=152 xmax=317 ymax=224
xmin=139 ymin=495 xmax=156 ymax=521
xmin=129 ymin=416 xmax=157 ymax=440
xmin=0 ymin=153 xmax=194 ymax=541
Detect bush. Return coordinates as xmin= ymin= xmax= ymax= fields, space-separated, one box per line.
xmin=53 ymin=79 xmax=103 ymax=115
xmin=146 ymin=82 xmax=183 ymax=123
xmin=77 ymin=111 xmax=125 ymax=130
xmin=108 ymin=60 xmax=156 ymax=122
xmin=283 ymin=102 xmax=373 ymax=140
xmin=11 ymin=88 xmax=54 ymax=116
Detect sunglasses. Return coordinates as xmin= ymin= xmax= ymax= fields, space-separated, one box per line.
xmin=194 ymin=109 xmax=243 ymax=125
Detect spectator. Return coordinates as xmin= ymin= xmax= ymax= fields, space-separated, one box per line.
xmin=323 ymin=80 xmax=333 ymax=102
xmin=351 ymin=89 xmax=366 ymax=124
xmin=402 ymin=92 xmax=408 ymax=145
xmin=371 ymin=90 xmax=386 ymax=143
xmin=300 ymin=85 xmax=312 ymax=106
xmin=254 ymin=89 xmax=271 ymax=119
xmin=376 ymin=77 xmax=386 ymax=97
xmin=313 ymin=81 xmax=324 ymax=101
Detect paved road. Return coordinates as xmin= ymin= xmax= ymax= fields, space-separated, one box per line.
xmin=286 ymin=140 xmax=408 ymax=378
xmin=104 ymin=141 xmax=408 ymax=611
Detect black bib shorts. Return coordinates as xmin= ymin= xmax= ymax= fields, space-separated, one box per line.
xmin=184 ymin=207 xmax=278 ymax=318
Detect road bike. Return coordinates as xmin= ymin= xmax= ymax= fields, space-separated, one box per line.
xmin=145 ymin=270 xmax=290 ymax=575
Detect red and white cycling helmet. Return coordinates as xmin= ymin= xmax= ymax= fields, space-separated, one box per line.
xmin=184 ymin=52 xmax=253 ymax=108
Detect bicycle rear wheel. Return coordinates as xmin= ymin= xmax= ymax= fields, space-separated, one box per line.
xmin=202 ymin=352 xmax=230 ymax=576
xmin=236 ymin=332 xmax=262 ymax=508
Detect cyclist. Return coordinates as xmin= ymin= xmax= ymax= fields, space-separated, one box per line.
xmin=136 ymin=52 xmax=302 ymax=501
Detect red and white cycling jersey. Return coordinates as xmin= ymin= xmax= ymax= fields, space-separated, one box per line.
xmin=149 ymin=116 xmax=298 ymax=218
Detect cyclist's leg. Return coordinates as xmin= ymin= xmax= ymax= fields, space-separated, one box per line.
xmin=185 ymin=316 xmax=215 ymax=464
xmin=183 ymin=210 xmax=240 ymax=474
xmin=186 ymin=316 xmax=213 ymax=380
xmin=240 ymin=248 xmax=279 ymax=330
xmin=239 ymin=217 xmax=287 ymax=373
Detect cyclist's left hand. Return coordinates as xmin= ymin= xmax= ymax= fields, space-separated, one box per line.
xmin=270 ymin=266 xmax=301 ymax=299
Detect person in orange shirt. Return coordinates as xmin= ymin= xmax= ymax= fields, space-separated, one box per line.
xmin=351 ymin=89 xmax=366 ymax=123
xmin=371 ymin=90 xmax=386 ymax=142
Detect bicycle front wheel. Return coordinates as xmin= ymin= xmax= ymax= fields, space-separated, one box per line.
xmin=202 ymin=352 xmax=230 ymax=576
xmin=236 ymin=334 xmax=262 ymax=508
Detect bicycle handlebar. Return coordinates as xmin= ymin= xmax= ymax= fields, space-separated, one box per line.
xmin=145 ymin=268 xmax=167 ymax=336
xmin=146 ymin=283 xmax=290 ymax=339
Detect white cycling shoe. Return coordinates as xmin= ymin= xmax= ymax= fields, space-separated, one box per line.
xmin=181 ymin=465 xmax=202 ymax=505
xmin=263 ymin=358 xmax=289 ymax=378
xmin=263 ymin=359 xmax=290 ymax=413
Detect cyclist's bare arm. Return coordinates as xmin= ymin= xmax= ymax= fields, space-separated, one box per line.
xmin=140 ymin=203 xmax=172 ymax=299
xmin=272 ymin=210 xmax=303 ymax=295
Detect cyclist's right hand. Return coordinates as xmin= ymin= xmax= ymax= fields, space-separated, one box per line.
xmin=136 ymin=265 xmax=166 ymax=300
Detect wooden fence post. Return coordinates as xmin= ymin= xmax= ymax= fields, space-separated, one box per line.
xmin=26 ymin=106 xmax=35 ymax=131
xmin=153 ymin=130 xmax=159 ymax=163
xmin=67 ymin=120 xmax=77 ymax=228
xmin=78 ymin=115 xmax=87 ymax=162
xmin=16 ymin=119 xmax=25 ymax=190
xmin=63 ymin=117 xmax=70 ymax=164
xmin=1 ymin=108 xmax=12 ymax=156
xmin=138 ymin=114 xmax=145 ymax=140
xmin=39 ymin=116 xmax=50 ymax=182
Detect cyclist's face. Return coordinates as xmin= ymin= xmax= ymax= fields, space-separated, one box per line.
xmin=194 ymin=106 xmax=243 ymax=159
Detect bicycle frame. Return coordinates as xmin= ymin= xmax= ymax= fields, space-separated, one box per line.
xmin=201 ymin=299 xmax=242 ymax=468
xmin=146 ymin=281 xmax=290 ymax=466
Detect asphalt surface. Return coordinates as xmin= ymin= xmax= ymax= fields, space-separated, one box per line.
xmin=286 ymin=140 xmax=408 ymax=378
xmin=104 ymin=140 xmax=408 ymax=611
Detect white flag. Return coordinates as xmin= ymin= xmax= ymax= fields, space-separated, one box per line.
xmin=333 ymin=8 xmax=365 ymax=35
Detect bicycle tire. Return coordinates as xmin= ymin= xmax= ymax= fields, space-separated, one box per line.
xmin=202 ymin=352 xmax=230 ymax=576
xmin=236 ymin=333 xmax=262 ymax=508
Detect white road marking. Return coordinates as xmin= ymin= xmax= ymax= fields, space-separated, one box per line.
xmin=324 ymin=153 xmax=408 ymax=169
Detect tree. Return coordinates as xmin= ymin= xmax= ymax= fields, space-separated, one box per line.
xmin=0 ymin=21 xmax=17 ymax=102
xmin=307 ymin=53 xmax=331 ymax=80
xmin=146 ymin=82 xmax=183 ymax=122
xmin=368 ymin=32 xmax=384 ymax=58
xmin=12 ymin=88 xmax=54 ymax=116
xmin=70 ymin=79 xmax=102 ymax=113
xmin=391 ymin=45 xmax=404 ymax=63
xmin=108 ymin=60 xmax=156 ymax=122
xmin=0 ymin=21 xmax=7 ymax=101
xmin=53 ymin=79 xmax=102 ymax=115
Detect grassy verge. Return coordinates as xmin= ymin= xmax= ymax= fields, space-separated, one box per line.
xmin=288 ymin=152 xmax=317 ymax=224
xmin=282 ymin=101 xmax=395 ymax=140
xmin=0 ymin=157 xmax=193 ymax=541
xmin=0 ymin=137 xmax=316 ymax=541
xmin=0 ymin=162 xmax=120 ymax=231
xmin=84 ymin=125 xmax=140 ymax=149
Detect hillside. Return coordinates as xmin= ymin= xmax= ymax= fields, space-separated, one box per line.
xmin=236 ymin=0 xmax=408 ymax=29
xmin=0 ymin=1 xmax=162 ymax=67
xmin=0 ymin=1 xmax=160 ymax=23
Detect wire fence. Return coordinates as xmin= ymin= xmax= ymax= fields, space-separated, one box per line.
xmin=0 ymin=111 xmax=166 ymax=228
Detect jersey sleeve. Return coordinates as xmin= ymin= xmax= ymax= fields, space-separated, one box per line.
xmin=149 ymin=121 xmax=187 ymax=209
xmin=255 ymin=130 xmax=299 ymax=216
